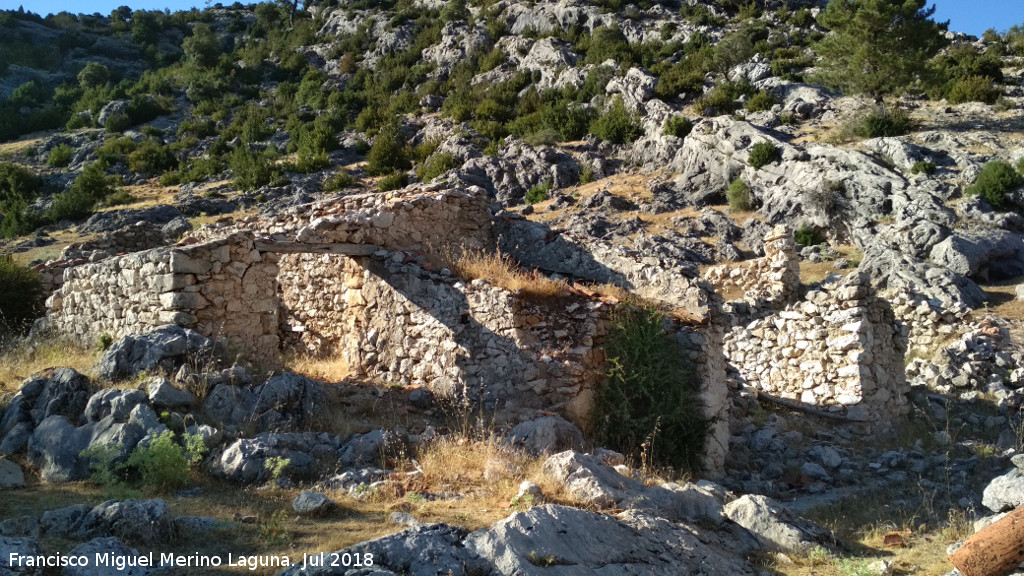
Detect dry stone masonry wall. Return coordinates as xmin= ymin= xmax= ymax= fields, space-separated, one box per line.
xmin=724 ymin=272 xmax=910 ymax=428
xmin=46 ymin=232 xmax=281 ymax=355
xmin=704 ymin=225 xmax=800 ymax=315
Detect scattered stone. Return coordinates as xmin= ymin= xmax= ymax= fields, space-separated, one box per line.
xmin=0 ymin=536 xmax=43 ymax=575
xmin=65 ymin=537 xmax=151 ymax=576
xmin=506 ymin=415 xmax=584 ymax=455
xmin=95 ymin=326 xmax=213 ymax=382
xmin=293 ymin=492 xmax=337 ymax=516
xmin=723 ymin=494 xmax=839 ymax=554
xmin=75 ymin=499 xmax=175 ymax=546
xmin=0 ymin=459 xmax=25 ymax=489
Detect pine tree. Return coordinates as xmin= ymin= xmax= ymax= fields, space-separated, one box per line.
xmin=813 ymin=0 xmax=948 ymax=98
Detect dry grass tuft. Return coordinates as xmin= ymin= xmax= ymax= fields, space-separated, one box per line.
xmin=0 ymin=336 xmax=98 ymax=394
xmin=444 ymin=247 xmax=568 ymax=298
xmin=283 ymin=353 xmax=350 ymax=383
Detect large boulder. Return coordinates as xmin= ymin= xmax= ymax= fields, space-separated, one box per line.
xmin=723 ymin=494 xmax=839 ymax=554
xmin=278 ymin=523 xmax=487 ymax=576
xmin=75 ymin=499 xmax=175 ymax=546
xmin=1 ymin=369 xmax=93 ymax=455
xmin=251 ymin=373 xmax=328 ymax=429
xmin=95 ymin=325 xmax=213 ymax=381
xmin=929 ymin=231 xmax=1024 ymax=282
xmin=210 ymin=433 xmax=339 ymax=484
xmin=0 ymin=536 xmax=42 ymax=575
xmin=506 ymin=416 xmax=584 ymax=455
xmin=465 ymin=504 xmax=755 ymax=575
xmin=65 ymin=537 xmax=151 ymax=576
xmin=982 ymin=467 xmax=1024 ymax=513
xmin=542 ymin=450 xmax=726 ymax=524
xmin=28 ymin=402 xmax=165 ymax=483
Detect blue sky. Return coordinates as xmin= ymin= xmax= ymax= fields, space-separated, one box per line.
xmin=1 ymin=0 xmax=1021 ymax=37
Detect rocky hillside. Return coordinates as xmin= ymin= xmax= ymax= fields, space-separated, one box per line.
xmin=2 ymin=0 xmax=1024 ymax=575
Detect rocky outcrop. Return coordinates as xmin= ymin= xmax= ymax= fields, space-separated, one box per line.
xmin=95 ymin=326 xmax=213 ymax=382
xmin=465 ymin=504 xmax=755 ymax=575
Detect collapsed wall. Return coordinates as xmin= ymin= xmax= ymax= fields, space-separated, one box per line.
xmin=707 ymin=226 xmax=910 ymax=430
xmin=723 ymin=272 xmax=910 ymax=428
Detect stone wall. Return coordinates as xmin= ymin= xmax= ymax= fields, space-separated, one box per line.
xmin=704 ymin=224 xmax=800 ymax=315
xmin=724 ymin=272 xmax=909 ymax=428
xmin=36 ymin=221 xmax=184 ymax=296
xmin=193 ymin=185 xmax=493 ymax=252
xmin=46 ymin=232 xmax=281 ymax=356
xmin=279 ymin=253 xmax=609 ymax=421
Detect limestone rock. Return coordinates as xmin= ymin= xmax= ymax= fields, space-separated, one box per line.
xmin=723 ymin=494 xmax=839 ymax=554
xmin=0 ymin=536 xmax=43 ymax=575
xmin=506 ymin=415 xmax=584 ymax=455
xmin=542 ymin=450 xmax=644 ymax=508
xmin=210 ymin=433 xmax=337 ymax=484
xmin=251 ymin=372 xmax=327 ymax=429
xmin=65 ymin=537 xmax=151 ymax=576
xmin=146 ymin=377 xmax=196 ymax=410
xmin=982 ymin=468 xmax=1024 ymax=513
xmin=465 ymin=504 xmax=755 ymax=575
xmin=293 ymin=492 xmax=337 ymax=516
xmin=95 ymin=325 xmax=213 ymax=382
xmin=339 ymin=429 xmax=406 ymax=468
xmin=0 ymin=458 xmax=25 ymax=489
xmin=75 ymin=499 xmax=175 ymax=546
xmin=278 ymin=524 xmax=487 ymax=576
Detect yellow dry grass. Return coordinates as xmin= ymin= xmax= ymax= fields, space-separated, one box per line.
xmin=0 ymin=137 xmax=43 ymax=158
xmin=0 ymin=337 xmax=98 ymax=394
xmin=0 ymin=438 xmax=569 ymax=576
xmin=445 ymin=247 xmax=568 ymax=298
xmin=283 ymin=353 xmax=350 ymax=384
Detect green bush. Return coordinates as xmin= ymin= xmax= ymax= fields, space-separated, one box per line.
xmin=727 ymin=178 xmax=751 ymax=211
xmin=127 ymin=141 xmax=178 ymax=176
xmin=662 ymin=115 xmax=693 ymax=138
xmin=966 ymin=160 xmax=1022 ymax=210
xmin=0 ymin=254 xmax=44 ymax=333
xmin=911 ymin=160 xmax=937 ymax=175
xmin=748 ymin=141 xmax=779 ymax=169
xmin=795 ymin=226 xmax=823 ymax=246
xmin=416 ymin=152 xmax=460 ymax=182
xmin=0 ymin=162 xmax=42 ymax=202
xmin=322 ymin=170 xmax=357 ymax=192
xmin=377 ymin=171 xmax=408 ymax=192
xmin=126 ymin=431 xmax=206 ymax=492
xmin=695 ymin=81 xmax=756 ymax=115
xmin=745 ymin=90 xmax=778 ymax=112
xmin=590 ymin=97 xmax=642 ymax=145
xmin=946 ymin=75 xmax=1001 ymax=105
xmin=48 ymin=163 xmax=118 ymax=222
xmin=591 ymin=306 xmax=707 ymax=471
xmin=229 ymin=146 xmax=275 ymax=192
xmin=525 ymin=181 xmax=551 ymax=204
xmin=104 ymin=113 xmax=132 ymax=133
xmin=366 ymin=124 xmax=409 ymax=176
xmin=846 ymin=106 xmax=914 ymax=139
xmin=47 ymin=144 xmax=73 ymax=168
